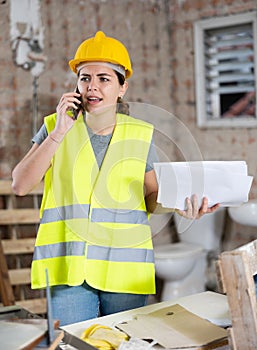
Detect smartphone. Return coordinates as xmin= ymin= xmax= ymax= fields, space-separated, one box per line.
xmin=72 ymin=86 xmax=83 ymax=120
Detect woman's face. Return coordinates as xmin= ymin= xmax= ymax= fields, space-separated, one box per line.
xmin=77 ymin=64 xmax=128 ymax=115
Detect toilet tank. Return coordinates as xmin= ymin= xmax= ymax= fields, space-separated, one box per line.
xmin=174 ymin=207 xmax=226 ymax=251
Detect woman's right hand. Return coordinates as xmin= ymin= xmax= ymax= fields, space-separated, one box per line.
xmin=12 ymin=91 xmax=82 ymax=195
xmin=52 ymin=91 xmax=82 ymax=141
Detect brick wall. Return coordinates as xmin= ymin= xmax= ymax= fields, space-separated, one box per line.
xmin=169 ymin=0 xmax=257 ymax=249
xmin=170 ymin=0 xmax=257 ymax=203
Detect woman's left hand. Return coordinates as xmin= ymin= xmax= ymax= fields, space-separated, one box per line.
xmin=175 ymin=194 xmax=220 ymax=219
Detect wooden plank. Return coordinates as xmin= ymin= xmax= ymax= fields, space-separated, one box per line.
xmin=46 ymin=330 xmax=64 ymax=350
xmin=2 ymin=238 xmax=35 ymax=254
xmin=0 ymin=209 xmax=40 ymax=225
xmin=16 ymin=298 xmax=47 ymax=315
xmin=220 ymin=250 xmax=257 ymax=349
xmin=0 ymin=180 xmax=46 ymax=316
xmin=215 ymin=260 xmax=226 ymax=294
xmin=0 ymin=180 xmax=13 ymax=194
xmin=237 ymin=240 xmax=257 ymax=276
xmin=9 ymin=268 xmax=31 ymax=285
xmin=30 ymin=182 xmax=44 ymax=195
xmin=0 ymin=240 xmax=15 ymax=306
xmin=0 ymin=180 xmax=44 ymax=195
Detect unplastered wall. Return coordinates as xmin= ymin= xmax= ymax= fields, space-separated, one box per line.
xmin=169 ymin=0 xmax=257 ymax=249
xmin=0 ymin=0 xmax=175 ymax=179
xmin=0 ymin=0 xmax=256 ymax=249
xmin=169 ymin=0 xmax=257 ymax=199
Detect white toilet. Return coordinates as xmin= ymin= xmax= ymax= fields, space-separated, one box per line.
xmin=154 ymin=207 xmax=226 ymax=301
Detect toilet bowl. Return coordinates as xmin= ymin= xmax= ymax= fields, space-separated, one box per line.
xmin=154 ymin=242 xmax=204 ymax=301
xmin=154 ymin=208 xmax=226 ymax=301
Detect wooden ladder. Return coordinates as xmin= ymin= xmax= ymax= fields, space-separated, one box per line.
xmin=0 ymin=180 xmax=46 ymax=315
xmin=217 ymin=239 xmax=257 ymax=349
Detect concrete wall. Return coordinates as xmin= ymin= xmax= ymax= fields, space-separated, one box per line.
xmin=0 ymin=0 xmax=257 ymax=249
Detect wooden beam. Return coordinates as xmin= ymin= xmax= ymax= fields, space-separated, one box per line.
xmin=0 ymin=180 xmax=45 ymax=315
xmin=0 ymin=240 xmax=15 ymax=306
xmin=0 ymin=209 xmax=40 ymax=225
xmin=9 ymin=268 xmax=31 ymax=285
xmin=220 ymin=248 xmax=257 ymax=349
xmin=0 ymin=180 xmax=44 ymax=195
xmin=16 ymin=298 xmax=47 ymax=315
xmin=2 ymin=238 xmax=36 ymax=254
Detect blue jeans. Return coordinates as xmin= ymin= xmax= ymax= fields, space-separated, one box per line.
xmin=51 ymin=281 xmax=148 ymax=326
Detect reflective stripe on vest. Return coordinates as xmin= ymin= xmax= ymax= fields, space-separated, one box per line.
xmin=87 ymin=245 xmax=154 ymax=263
xmin=40 ymin=205 xmax=149 ymax=225
xmin=33 ymin=241 xmax=85 ymax=260
xmin=33 ymin=242 xmax=154 ymax=263
xmin=40 ymin=204 xmax=90 ymax=223
xmin=91 ymin=208 xmax=149 ymax=224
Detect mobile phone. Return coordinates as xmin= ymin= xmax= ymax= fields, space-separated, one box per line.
xmin=72 ymin=86 xmax=83 ymax=120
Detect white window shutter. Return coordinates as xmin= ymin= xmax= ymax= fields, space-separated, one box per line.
xmin=194 ymin=12 xmax=257 ymax=128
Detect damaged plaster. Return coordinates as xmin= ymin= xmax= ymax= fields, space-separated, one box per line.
xmin=9 ymin=0 xmax=46 ymax=77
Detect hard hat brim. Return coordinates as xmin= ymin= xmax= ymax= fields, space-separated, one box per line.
xmin=69 ymin=58 xmax=133 ymax=79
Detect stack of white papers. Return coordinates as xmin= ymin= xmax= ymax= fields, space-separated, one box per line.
xmin=154 ymin=161 xmax=253 ymax=210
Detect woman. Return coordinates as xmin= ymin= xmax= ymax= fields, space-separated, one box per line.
xmin=12 ymin=31 xmax=219 ymax=326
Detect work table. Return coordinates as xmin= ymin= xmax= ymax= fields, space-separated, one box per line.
xmin=60 ymin=291 xmax=230 ymax=350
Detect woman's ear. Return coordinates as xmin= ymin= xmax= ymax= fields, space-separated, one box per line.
xmin=120 ymin=81 xmax=128 ymax=97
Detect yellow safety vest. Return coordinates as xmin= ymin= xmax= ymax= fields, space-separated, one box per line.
xmin=31 ymin=112 xmax=155 ymax=294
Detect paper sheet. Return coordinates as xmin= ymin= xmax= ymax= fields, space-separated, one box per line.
xmin=154 ymin=161 xmax=253 ymax=210
xmin=116 ymin=304 xmax=228 ymax=349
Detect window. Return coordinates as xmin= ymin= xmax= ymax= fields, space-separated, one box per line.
xmin=194 ymin=12 xmax=257 ymax=128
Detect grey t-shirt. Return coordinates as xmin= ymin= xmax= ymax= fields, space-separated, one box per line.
xmin=32 ymin=123 xmax=158 ymax=172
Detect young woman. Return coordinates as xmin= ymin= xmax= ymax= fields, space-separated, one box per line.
xmin=12 ymin=31 xmax=219 ymax=326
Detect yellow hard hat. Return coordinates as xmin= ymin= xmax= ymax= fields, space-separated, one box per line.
xmin=69 ymin=31 xmax=133 ymax=78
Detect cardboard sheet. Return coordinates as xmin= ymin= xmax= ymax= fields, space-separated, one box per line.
xmin=154 ymin=161 xmax=253 ymax=210
xmin=116 ymin=304 xmax=228 ymax=349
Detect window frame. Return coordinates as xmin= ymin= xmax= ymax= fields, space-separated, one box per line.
xmin=194 ymin=12 xmax=257 ymax=128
